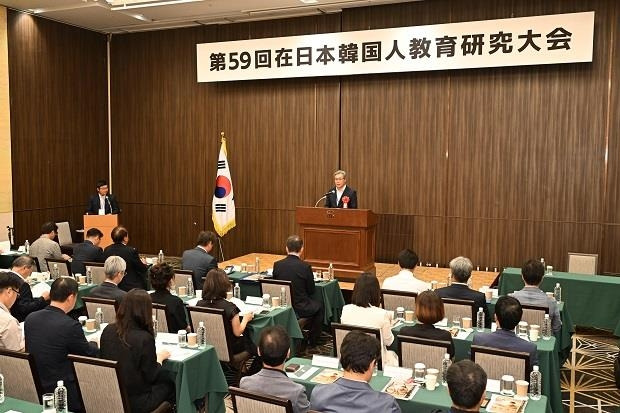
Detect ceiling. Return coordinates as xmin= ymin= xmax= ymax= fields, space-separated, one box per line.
xmin=0 ymin=0 xmax=418 ymax=34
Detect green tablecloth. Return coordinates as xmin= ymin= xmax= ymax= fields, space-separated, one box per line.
xmin=390 ymin=323 xmax=562 ymax=413
xmin=499 ymin=267 xmax=620 ymax=335
xmin=0 ymin=397 xmax=48 ymax=413
xmin=246 ymin=306 xmax=304 ymax=354
xmin=285 ymin=358 xmax=551 ymax=413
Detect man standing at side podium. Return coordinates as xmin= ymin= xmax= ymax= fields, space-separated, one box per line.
xmin=325 ymin=170 xmax=357 ymax=209
xmin=87 ymin=179 xmax=120 ymax=215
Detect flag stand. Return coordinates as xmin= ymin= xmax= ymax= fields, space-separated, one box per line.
xmin=217 ymin=236 xmax=225 ymax=262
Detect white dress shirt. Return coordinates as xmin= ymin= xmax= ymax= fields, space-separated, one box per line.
xmin=381 ymin=269 xmax=430 ymax=294
xmin=335 ymin=185 xmax=346 ymax=205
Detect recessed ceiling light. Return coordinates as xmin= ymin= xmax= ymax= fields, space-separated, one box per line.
xmin=110 ymin=0 xmax=203 ymax=11
xmin=300 ymin=0 xmax=319 ymax=4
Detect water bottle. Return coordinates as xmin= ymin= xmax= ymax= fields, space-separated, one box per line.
xmin=0 ymin=373 xmax=4 ymax=403
xmin=255 ymin=256 xmax=261 ymax=274
xmin=476 ymin=307 xmax=485 ymax=331
xmin=542 ymin=314 xmax=552 ymax=340
xmin=51 ymin=263 xmax=59 ymax=280
xmin=187 ymin=278 xmax=195 ymax=297
xmin=540 ymin=257 xmax=545 ymax=270
xmin=95 ymin=307 xmax=104 ymax=329
xmin=197 ymin=321 xmax=206 ymax=348
xmin=158 ymin=249 xmax=165 ymax=264
xmin=152 ymin=315 xmax=158 ymax=339
xmin=447 ymin=272 xmax=452 ymax=286
xmin=328 ymin=263 xmax=334 ymax=280
xmin=24 ymin=239 xmax=29 ymax=254
xmin=233 ymin=283 xmax=240 ymax=299
xmin=441 ymin=353 xmax=451 ymax=386
xmin=54 ymin=380 xmax=68 ymax=413
xmin=86 ymin=267 xmax=93 ymax=284
xmin=529 ymin=365 xmax=542 ymax=400
xmin=280 ymin=287 xmax=287 ymax=307
xmin=553 ymin=282 xmax=562 ymax=303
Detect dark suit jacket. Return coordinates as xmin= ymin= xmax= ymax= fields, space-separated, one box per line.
xmin=399 ymin=323 xmax=455 ymax=358
xmin=8 ymin=271 xmax=48 ymax=322
xmin=87 ymin=281 xmax=127 ymax=306
xmin=71 ymin=240 xmax=105 ymax=275
xmin=325 ymin=185 xmax=358 ymax=209
xmin=435 ymin=283 xmax=492 ymax=327
xmin=103 ymin=243 xmax=148 ymax=291
xmin=273 ymin=254 xmax=321 ymax=318
xmin=472 ymin=328 xmax=538 ymax=375
xmin=87 ymin=194 xmax=120 ymax=215
xmin=181 ymin=247 xmax=218 ymax=289
xmin=150 ymin=290 xmax=188 ymax=333
xmin=25 ymin=306 xmax=99 ymax=412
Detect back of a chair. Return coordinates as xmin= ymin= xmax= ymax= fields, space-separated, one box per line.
xmin=188 ymin=306 xmax=231 ymax=362
xmin=331 ymin=323 xmax=382 ymax=370
xmin=442 ymin=298 xmax=475 ymax=322
xmin=31 ymin=256 xmax=41 ymax=272
xmin=398 ymin=336 xmax=451 ymax=370
xmin=46 ymin=258 xmax=72 ymax=277
xmin=471 ymin=345 xmax=530 ymax=381
xmin=0 ymin=349 xmax=42 ymax=403
xmin=84 ymin=262 xmax=106 ymax=285
xmin=82 ymin=297 xmax=117 ymax=323
xmin=174 ymin=270 xmax=193 ymax=289
xmin=567 ymin=252 xmax=598 ymax=275
xmin=381 ymin=289 xmax=417 ymax=312
xmin=229 ymin=386 xmax=293 ymax=413
xmin=259 ymin=279 xmax=292 ymax=307
xmin=69 ymin=355 xmax=130 ymax=413
xmin=521 ymin=304 xmax=549 ymax=328
xmin=56 ymin=221 xmax=73 ymax=246
xmin=152 ymin=303 xmax=169 ymax=333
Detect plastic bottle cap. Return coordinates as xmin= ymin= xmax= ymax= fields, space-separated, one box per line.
xmin=199 ymin=321 xmax=204 ymax=327
xmin=444 ymin=353 xmax=450 ymax=359
xmin=97 ymin=307 xmax=101 ymax=312
xmin=533 ymin=365 xmax=539 ymax=371
xmin=478 ymin=307 xmax=483 ymax=311
xmin=57 ymin=380 xmax=63 ymax=386
xmin=544 ymin=314 xmax=549 ymax=318
xmin=556 ymin=283 xmax=560 ymax=287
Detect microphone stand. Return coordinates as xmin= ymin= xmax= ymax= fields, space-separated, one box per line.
xmin=314 ymin=195 xmax=328 ymax=207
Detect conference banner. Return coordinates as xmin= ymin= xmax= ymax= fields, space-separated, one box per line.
xmin=196 ymin=11 xmax=594 ymax=83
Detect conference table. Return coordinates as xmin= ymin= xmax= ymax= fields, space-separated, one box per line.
xmin=389 ymin=322 xmax=562 ymax=413
xmin=0 ymin=397 xmax=53 ymax=412
xmin=285 ymin=357 xmax=551 ymax=413
xmin=499 ymin=267 xmax=620 ymax=336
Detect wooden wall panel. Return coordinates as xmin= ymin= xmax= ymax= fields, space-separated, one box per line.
xmin=8 ymin=11 xmax=108 ymax=244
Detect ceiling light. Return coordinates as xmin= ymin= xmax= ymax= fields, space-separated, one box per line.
xmin=300 ymin=0 xmax=319 ymax=3
xmin=110 ymin=0 xmax=203 ymax=10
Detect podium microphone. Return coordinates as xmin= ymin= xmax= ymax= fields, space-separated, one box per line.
xmin=106 ymin=195 xmax=113 ymax=214
xmin=314 ymin=190 xmax=335 ymax=207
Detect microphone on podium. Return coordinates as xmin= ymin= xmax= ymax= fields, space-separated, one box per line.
xmin=314 ymin=190 xmax=335 ymax=207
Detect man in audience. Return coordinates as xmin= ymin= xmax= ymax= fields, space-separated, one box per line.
xmin=86 ymin=256 xmax=127 ymax=305
xmin=382 ymin=248 xmax=429 ymax=293
xmin=241 ymin=325 xmax=310 ymax=413
xmin=87 ymin=179 xmax=121 ymax=215
xmin=0 ymin=272 xmax=25 ymax=351
xmin=436 ymin=256 xmax=491 ymax=327
xmin=182 ymin=230 xmax=218 ymax=289
xmin=446 ymin=360 xmax=487 ymax=412
xmin=310 ymin=330 xmax=401 ymax=412
xmin=103 ymin=226 xmax=148 ymax=291
xmin=473 ymin=296 xmax=538 ymax=371
xmin=8 ymin=256 xmax=49 ymax=322
xmin=25 ymin=277 xmax=98 ymax=412
xmin=510 ymin=259 xmax=561 ymax=334
xmin=71 ymin=227 xmax=105 ymax=275
xmin=29 ymin=221 xmax=72 ymax=272
xmin=273 ymin=235 xmax=323 ymax=347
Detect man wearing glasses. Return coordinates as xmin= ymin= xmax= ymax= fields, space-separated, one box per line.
xmin=0 ymin=272 xmax=24 ymax=351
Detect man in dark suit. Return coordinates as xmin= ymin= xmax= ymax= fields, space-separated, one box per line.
xmin=25 ymin=277 xmax=99 ymax=413
xmin=86 ymin=179 xmax=121 ymax=215
xmin=324 ymin=170 xmax=358 ymax=209
xmin=472 ymin=296 xmax=538 ymax=373
xmin=8 ymin=256 xmax=49 ymax=322
xmin=71 ymin=227 xmax=105 ymax=275
xmin=86 ymin=256 xmax=127 ymax=305
xmin=435 ymin=256 xmax=491 ymax=327
xmin=446 ymin=360 xmax=487 ymax=413
xmin=181 ymin=230 xmax=218 ymax=289
xmin=103 ymin=226 xmax=148 ymax=291
xmin=273 ymin=235 xmax=323 ymax=347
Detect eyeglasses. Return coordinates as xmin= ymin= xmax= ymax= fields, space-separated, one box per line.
xmin=10 ymin=288 xmax=20 ymax=298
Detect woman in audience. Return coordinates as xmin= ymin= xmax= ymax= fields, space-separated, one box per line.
xmin=340 ymin=272 xmax=399 ymax=366
xmin=100 ymin=289 xmax=175 ymax=413
xmin=399 ymin=290 xmax=455 ymax=358
xmin=149 ymin=263 xmax=190 ymax=333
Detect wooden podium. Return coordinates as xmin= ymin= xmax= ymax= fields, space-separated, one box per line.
xmin=83 ymin=214 xmax=118 ymax=249
xmin=295 ymin=206 xmax=377 ymax=281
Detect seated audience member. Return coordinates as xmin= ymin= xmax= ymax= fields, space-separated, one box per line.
xmin=25 ymin=277 xmax=98 ymax=413
xmin=149 ymin=263 xmax=189 ymax=333
xmin=399 ymin=290 xmax=455 ymax=358
xmin=100 ymin=289 xmax=175 ymax=413
xmin=310 ymin=331 xmax=401 ymax=413
xmin=436 ymin=256 xmax=491 ymax=327
xmin=381 ymin=249 xmax=430 ymax=293
xmin=182 ymin=230 xmax=218 ymax=289
xmin=103 ymin=226 xmax=148 ymax=291
xmin=197 ymin=269 xmax=260 ymax=372
xmin=71 ymin=227 xmax=105 ymax=275
xmin=446 ymin=360 xmax=488 ymax=412
xmin=341 ymin=272 xmax=398 ymax=366
xmin=0 ymin=272 xmax=25 ymax=351
xmin=240 ymin=326 xmax=310 ymax=413
xmin=29 ymin=221 xmax=72 ymax=272
xmin=86 ymin=256 xmax=127 ymax=305
xmin=273 ymin=235 xmax=324 ymax=347
xmin=510 ymin=259 xmax=561 ymax=334
xmin=472 ymin=296 xmax=538 ymax=372
xmin=8 ymin=256 xmax=49 ymax=322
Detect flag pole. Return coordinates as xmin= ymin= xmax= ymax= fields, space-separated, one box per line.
xmin=217 ymin=236 xmax=225 ymax=262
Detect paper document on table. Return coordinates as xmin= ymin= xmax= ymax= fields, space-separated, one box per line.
xmin=238 ymin=303 xmax=265 ymax=315
xmin=31 ymin=282 xmax=51 ymax=298
xmin=486 ymin=379 xmax=501 ymax=393
xmin=157 ymin=343 xmax=200 ymax=361
xmin=0 ymin=241 xmax=11 ymax=252
xmin=186 ymin=297 xmax=200 ymax=306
